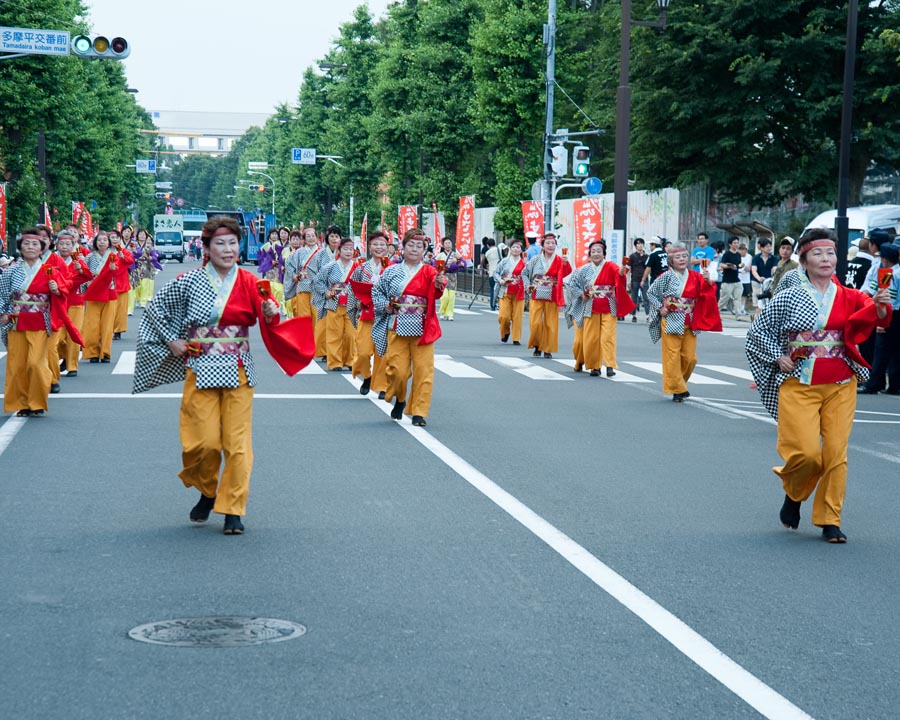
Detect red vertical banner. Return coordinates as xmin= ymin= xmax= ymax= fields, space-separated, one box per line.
xmin=397 ymin=205 xmax=418 ymax=239
xmin=43 ymin=202 xmax=52 ymax=227
xmin=0 ymin=183 xmax=7 ymax=252
xmin=455 ymin=195 xmax=476 ymax=261
xmin=82 ymin=210 xmax=93 ymax=239
xmin=72 ymin=201 xmax=84 ymax=226
xmin=573 ymin=198 xmax=602 ymax=267
xmin=520 ymin=201 xmax=544 ymax=236
xmin=360 ymin=213 xmax=368 ymax=256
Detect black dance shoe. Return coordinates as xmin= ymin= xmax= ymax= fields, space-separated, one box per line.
xmin=821 ymin=525 xmax=847 ymax=543
xmin=223 ymin=515 xmax=244 ymax=535
xmin=501 ymin=334 xmax=509 ymax=343
xmin=391 ymin=399 xmax=406 ymax=420
xmin=190 ymin=494 xmax=216 ymax=523
xmin=89 ymin=358 xmax=100 ymax=364
xmin=411 ymin=415 xmax=427 ymax=427
xmin=606 ymin=368 xmax=616 ymax=378
xmin=101 ymin=358 xmax=110 ymax=363
xmin=512 ymin=341 xmax=520 ymax=345
xmin=15 ymin=410 xmax=32 ymax=417
xmin=533 ymin=348 xmax=541 ymax=357
xmin=50 ymin=383 xmax=60 ymax=394
xmin=66 ymin=371 xmax=77 ymax=377
xmin=543 ymin=352 xmax=552 ymax=359
xmin=672 ymin=392 xmax=690 ymax=403
xmin=589 ymin=369 xmax=599 ymax=377
xmin=378 ymin=391 xmax=386 ymax=400
xmin=359 ymin=377 xmax=371 ymax=395
xmin=779 ymin=494 xmax=801 ymax=530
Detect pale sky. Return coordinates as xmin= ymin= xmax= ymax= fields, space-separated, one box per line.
xmin=84 ymin=0 xmax=393 ymax=116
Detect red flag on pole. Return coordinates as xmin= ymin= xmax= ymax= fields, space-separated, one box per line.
xmin=573 ymin=198 xmax=602 ymax=266
xmin=397 ymin=205 xmax=417 ymax=239
xmin=43 ymin=202 xmax=52 ymax=228
xmin=520 ymin=201 xmax=544 ymax=236
xmin=455 ymin=196 xmax=476 ymax=261
xmin=0 ymin=183 xmax=7 ymax=252
xmin=360 ymin=213 xmax=368 ymax=257
xmin=431 ymin=203 xmax=440 ymax=246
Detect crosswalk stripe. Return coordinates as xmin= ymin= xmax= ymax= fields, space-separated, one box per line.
xmin=299 ymin=361 xmax=326 ymax=375
xmin=0 ymin=352 xmax=6 ymax=361
xmin=698 ymin=364 xmax=754 ymax=381
xmin=435 ymin=354 xmax=491 ymax=378
xmin=551 ymin=358 xmax=653 ymax=383
xmin=624 ymin=361 xmax=733 ymax=385
xmin=112 ymin=351 xmax=136 ymax=375
xmin=720 ymin=328 xmax=748 ymax=339
xmin=450 ymin=308 xmax=481 ymax=316
xmin=485 ymin=355 xmax=573 ymax=381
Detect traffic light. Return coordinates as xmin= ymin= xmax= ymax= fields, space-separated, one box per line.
xmin=71 ymin=35 xmax=130 ymax=59
xmin=572 ymin=145 xmax=591 ymax=178
xmin=548 ymin=144 xmax=568 ymax=178
xmin=257 ymin=185 xmax=266 ymax=192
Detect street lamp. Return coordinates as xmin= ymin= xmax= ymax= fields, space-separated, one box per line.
xmin=247 ymin=170 xmax=275 ymax=216
xmin=613 ymin=0 xmax=671 ymax=246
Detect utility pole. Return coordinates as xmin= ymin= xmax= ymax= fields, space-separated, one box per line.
xmin=542 ymin=0 xmax=557 ymax=234
xmin=835 ymin=0 xmax=859 ymax=284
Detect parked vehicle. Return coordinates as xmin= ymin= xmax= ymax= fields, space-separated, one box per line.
xmin=803 ymin=205 xmax=900 ymax=244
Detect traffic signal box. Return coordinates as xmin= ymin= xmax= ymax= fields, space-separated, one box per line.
xmin=548 ymin=145 xmax=568 ymax=178
xmin=572 ymin=145 xmax=591 ymax=178
xmin=71 ymin=35 xmax=130 ymax=59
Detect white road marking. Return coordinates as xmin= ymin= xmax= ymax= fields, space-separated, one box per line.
xmin=0 ymin=352 xmax=6 ymax=360
xmin=0 ymin=393 xmax=363 ymax=400
xmin=698 ymin=364 xmax=755 ymax=382
xmin=720 ymin=328 xmax=749 ymax=339
xmin=551 ymin=358 xmax=653 ymax=383
xmin=485 ymin=356 xmax=572 ymax=381
xmin=341 ymin=374 xmax=814 ymax=720
xmin=625 ymin=361 xmax=733 ymax=385
xmin=450 ymin=308 xmax=481 ymax=316
xmin=0 ymin=415 xmax=28 ymax=458
xmin=434 ymin=354 xmax=491 ymax=378
xmin=112 ymin=351 xmax=136 ymax=375
xmin=298 ymin=361 xmax=326 ymax=375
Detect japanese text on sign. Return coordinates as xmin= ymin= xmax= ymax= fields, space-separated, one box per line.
xmin=455 ymin=196 xmax=476 ymax=261
xmin=573 ymin=198 xmax=603 ymax=266
xmin=1 ymin=27 xmax=70 ymax=56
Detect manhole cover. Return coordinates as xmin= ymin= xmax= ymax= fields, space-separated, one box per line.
xmin=128 ymin=616 xmax=307 ymax=647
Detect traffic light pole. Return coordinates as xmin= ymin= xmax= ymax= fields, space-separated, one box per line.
xmin=542 ymin=0 xmax=557 ymax=235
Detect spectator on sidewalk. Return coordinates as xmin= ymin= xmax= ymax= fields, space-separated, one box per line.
xmin=717 ymin=236 xmax=743 ymax=318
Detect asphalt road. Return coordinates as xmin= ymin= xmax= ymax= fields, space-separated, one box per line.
xmin=2 ymin=261 xmax=900 ymax=720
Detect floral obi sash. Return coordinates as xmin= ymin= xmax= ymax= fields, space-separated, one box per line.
xmin=588 ymin=284 xmax=615 ymax=299
xmin=11 ymin=292 xmax=50 ymax=315
xmin=186 ymin=325 xmax=250 ymax=356
xmin=330 ymin=282 xmax=349 ymax=306
xmin=393 ymin=294 xmax=428 ymax=316
xmin=532 ymin=274 xmax=557 ymax=301
xmin=664 ymin=296 xmax=696 ymax=313
xmin=787 ymin=329 xmax=846 ymax=360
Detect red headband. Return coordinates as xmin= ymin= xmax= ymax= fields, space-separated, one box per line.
xmin=798 ymin=239 xmax=835 ymax=257
xmin=666 ymin=246 xmax=687 ymax=255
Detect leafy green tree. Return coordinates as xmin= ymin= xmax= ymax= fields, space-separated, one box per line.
xmin=628 ymin=0 xmax=900 ymax=206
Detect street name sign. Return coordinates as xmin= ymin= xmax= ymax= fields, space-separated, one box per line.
xmin=0 ymin=27 xmax=70 ymax=56
xmin=248 ymin=162 xmax=269 ymax=170
xmin=292 ymin=148 xmax=316 ymax=165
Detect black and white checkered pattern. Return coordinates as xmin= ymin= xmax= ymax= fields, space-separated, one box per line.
xmin=133 ymin=268 xmax=260 ymax=394
xmin=371 ymin=264 xmax=433 ymax=357
xmin=646 ymin=270 xmax=703 ymax=343
xmin=313 ymin=259 xmax=356 ymax=314
xmin=746 ymin=276 xmax=870 ymax=419
xmin=0 ymin=264 xmax=52 ymax=347
xmin=567 ymin=262 xmax=619 ymax=326
xmin=773 ymin=267 xmax=801 ymax=295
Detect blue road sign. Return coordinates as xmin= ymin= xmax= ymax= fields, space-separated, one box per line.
xmin=582 ymin=177 xmax=602 ymax=196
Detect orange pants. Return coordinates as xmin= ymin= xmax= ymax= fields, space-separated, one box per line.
xmin=47 ymin=328 xmax=63 ymax=383
xmin=4 ymin=330 xmax=51 ymax=413
xmin=582 ymin=313 xmax=618 ymax=370
xmin=572 ymin=323 xmax=584 ymax=370
xmin=58 ymin=305 xmax=85 ymax=372
xmin=498 ymin=296 xmax=524 ymax=342
xmin=527 ymin=300 xmax=560 ymax=353
xmin=324 ymin=306 xmax=356 ymax=370
xmin=179 ymin=367 xmax=254 ymax=517
xmin=385 ymin=331 xmax=435 ymax=418
xmin=660 ymin=320 xmax=697 ymax=394
xmin=775 ymin=377 xmax=857 ymax=527
xmin=352 ymin=319 xmax=387 ymax=392
xmin=114 ymin=292 xmax=129 ymax=333
xmin=83 ymin=300 xmax=116 ymax=360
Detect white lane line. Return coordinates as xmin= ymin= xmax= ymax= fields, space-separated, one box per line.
xmin=698 ymin=364 xmax=754 ymax=382
xmin=450 ymin=308 xmax=481 ymax=316
xmin=550 ymin=358 xmax=653 ymax=383
xmin=720 ymin=328 xmax=749 ymax=338
xmin=434 ymin=354 xmax=491 ymax=379
xmin=0 ymin=415 xmax=27 ymax=458
xmin=0 ymin=351 xmax=6 ymax=360
xmin=341 ymin=374 xmax=813 ymax=720
xmin=112 ymin=351 xmax=136 ymax=375
xmin=0 ymin=393 xmax=363 ymax=400
xmin=485 ymin=356 xmax=573 ymax=381
xmin=626 ymin=361 xmax=733 ymax=385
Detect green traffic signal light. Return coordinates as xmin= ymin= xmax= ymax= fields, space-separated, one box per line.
xmin=72 ymin=35 xmax=92 ymax=53
xmin=575 ymin=162 xmax=589 ymax=176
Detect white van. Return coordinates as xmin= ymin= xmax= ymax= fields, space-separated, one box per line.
xmin=803 ymin=205 xmax=900 ymax=245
